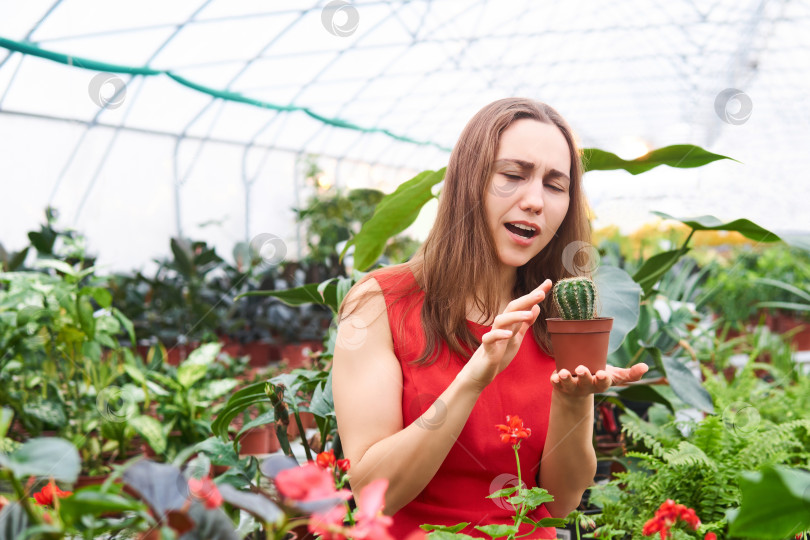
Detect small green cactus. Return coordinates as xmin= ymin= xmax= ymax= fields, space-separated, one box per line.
xmin=552 ymin=276 xmax=597 ymax=320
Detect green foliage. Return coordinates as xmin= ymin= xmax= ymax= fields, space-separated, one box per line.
xmin=552 ymin=277 xmax=596 ymax=320
xmin=590 ymin=364 xmax=810 ymax=538
xmin=701 ymin=244 xmax=810 ymax=326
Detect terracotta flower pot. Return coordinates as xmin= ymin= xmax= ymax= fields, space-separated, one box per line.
xmin=238 ymin=425 xmax=280 ymax=455
xmin=298 ymin=412 xmax=317 ymax=430
xmin=546 ymin=317 xmax=614 ymax=374
xmin=72 ymin=473 xmax=115 ymax=490
xmin=281 ymin=342 xmax=323 ymax=370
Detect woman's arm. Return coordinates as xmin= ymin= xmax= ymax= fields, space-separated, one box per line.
xmin=538 ymin=363 xmax=650 ymax=517
xmin=333 ymin=277 xmax=549 ymax=515
xmin=538 ymin=390 xmax=596 ymax=518
xmin=332 ymin=277 xmax=482 ymax=514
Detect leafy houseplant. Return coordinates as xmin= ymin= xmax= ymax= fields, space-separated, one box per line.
xmin=546 ymin=277 xmax=614 ymax=374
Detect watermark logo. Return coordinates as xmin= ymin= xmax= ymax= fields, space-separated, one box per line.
xmin=561 ymin=240 xmax=601 ymax=276
xmin=714 ymin=88 xmax=753 ymax=125
xmin=96 ymin=385 xmax=137 ymax=423
xmin=321 ymin=1 xmax=359 ymax=37
xmin=336 ymin=314 xmax=368 ymax=350
xmin=408 ymin=393 xmax=448 ymax=431
xmin=488 ymin=473 xmax=523 ymax=511
xmin=722 ymin=401 xmax=761 ymax=435
xmin=249 ymin=233 xmax=287 ymax=268
xmin=488 ymin=174 xmax=520 ymax=199
xmin=88 ymin=73 xmax=127 ymax=109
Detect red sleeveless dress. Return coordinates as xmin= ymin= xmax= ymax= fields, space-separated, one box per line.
xmin=372 ymin=266 xmax=558 ymax=539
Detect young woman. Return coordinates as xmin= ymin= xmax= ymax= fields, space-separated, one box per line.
xmin=332 ymin=98 xmax=648 ymax=539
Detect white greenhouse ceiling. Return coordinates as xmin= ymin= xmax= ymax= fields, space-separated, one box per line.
xmin=1 ymin=0 xmax=809 ymax=270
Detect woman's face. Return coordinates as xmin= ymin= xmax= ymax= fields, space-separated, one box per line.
xmin=484 ymin=118 xmax=572 ymax=270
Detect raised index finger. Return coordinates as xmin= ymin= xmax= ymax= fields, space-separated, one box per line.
xmin=505 ymin=279 xmax=553 ymax=312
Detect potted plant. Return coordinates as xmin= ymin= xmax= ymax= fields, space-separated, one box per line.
xmin=546 ymin=276 xmax=614 ymax=374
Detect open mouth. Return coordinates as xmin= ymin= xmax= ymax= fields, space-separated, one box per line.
xmin=504 ymin=223 xmax=538 ymax=239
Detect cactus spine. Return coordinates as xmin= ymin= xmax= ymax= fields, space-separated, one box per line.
xmin=552 ymin=277 xmax=596 ymax=320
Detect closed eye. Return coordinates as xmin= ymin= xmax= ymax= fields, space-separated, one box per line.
xmin=545 ymin=183 xmax=566 ymax=193
xmin=503 ymin=173 xmax=523 ymax=180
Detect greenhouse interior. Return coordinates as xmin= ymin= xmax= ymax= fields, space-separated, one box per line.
xmin=2 ymin=1 xmax=810 ymax=539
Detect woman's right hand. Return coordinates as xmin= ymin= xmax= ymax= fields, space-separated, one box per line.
xmin=461 ymin=279 xmax=553 ymax=390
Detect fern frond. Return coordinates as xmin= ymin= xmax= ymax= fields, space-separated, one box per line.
xmin=664 ymin=441 xmax=716 ymax=470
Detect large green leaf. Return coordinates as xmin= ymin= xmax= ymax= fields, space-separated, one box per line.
xmin=343 ymin=168 xmax=445 ymax=271
xmin=615 ymin=384 xmax=676 ymax=413
xmin=235 ymin=282 xmax=329 ymax=306
xmin=210 ymin=382 xmax=269 ymax=438
xmin=727 ymin=465 xmax=810 ymax=537
xmin=661 ymin=355 xmax=713 ymax=413
xmin=177 ymin=343 xmax=222 ymax=389
xmin=652 ymin=212 xmax=781 ymax=243
xmin=593 ymin=265 xmax=642 ymax=354
xmin=60 ymin=490 xmax=146 ymax=526
xmin=80 ymin=286 xmax=112 ymax=309
xmin=582 ymin=145 xmax=735 ymax=175
xmin=631 ymin=248 xmax=689 ymax=298
xmin=128 ymin=415 xmax=167 ymax=455
xmin=0 ymin=437 xmax=80 ymax=482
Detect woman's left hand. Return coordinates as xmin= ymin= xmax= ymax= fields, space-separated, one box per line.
xmin=550 ymin=363 xmax=649 ymax=396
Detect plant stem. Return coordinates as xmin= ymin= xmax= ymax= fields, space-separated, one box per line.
xmin=293 ymin=411 xmax=312 ymax=461
xmin=513 ymin=444 xmax=526 ymax=531
xmin=8 ymin=473 xmax=40 ymax=525
xmin=680 ymin=228 xmax=695 ymax=251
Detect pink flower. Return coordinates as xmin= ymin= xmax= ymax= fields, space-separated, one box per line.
xmin=348 ymin=479 xmax=394 ymax=540
xmin=187 ymin=477 xmax=223 ymax=509
xmin=309 ymin=502 xmax=348 ymax=540
xmin=275 ymin=462 xmax=352 ymax=502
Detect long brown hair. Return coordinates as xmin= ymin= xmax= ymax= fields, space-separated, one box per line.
xmin=339 ymin=97 xmax=591 ymax=364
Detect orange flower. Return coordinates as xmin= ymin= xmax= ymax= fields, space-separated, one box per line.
xmin=495 ymin=415 xmax=531 ymax=446
xmin=316 ymin=449 xmax=337 ymax=469
xmin=33 ymin=482 xmax=72 ymax=506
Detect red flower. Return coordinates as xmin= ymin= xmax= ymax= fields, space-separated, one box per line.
xmin=337 ymin=458 xmax=350 ymax=472
xmin=495 ymin=415 xmax=531 ymax=446
xmin=316 ymin=449 xmax=337 ymax=469
xmin=187 ymin=476 xmax=223 ymax=509
xmin=348 ymin=479 xmax=394 ymax=540
xmin=33 ymin=482 xmax=72 ymax=506
xmin=705 ymin=534 xmax=717 ymax=540
xmin=276 ymin=462 xmax=352 ymax=503
xmin=642 ymin=499 xmax=702 ymax=539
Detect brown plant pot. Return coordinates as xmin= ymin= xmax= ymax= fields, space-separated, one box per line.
xmin=239 ymin=426 xmax=281 ymax=455
xmin=299 ymin=412 xmax=317 ymax=431
xmin=239 ymin=341 xmax=283 ymax=367
xmin=72 ymin=473 xmax=116 ymax=490
xmin=281 ymin=342 xmax=323 ymax=370
xmin=769 ymin=313 xmax=810 ymax=351
xmin=546 ymin=317 xmax=614 ymax=374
